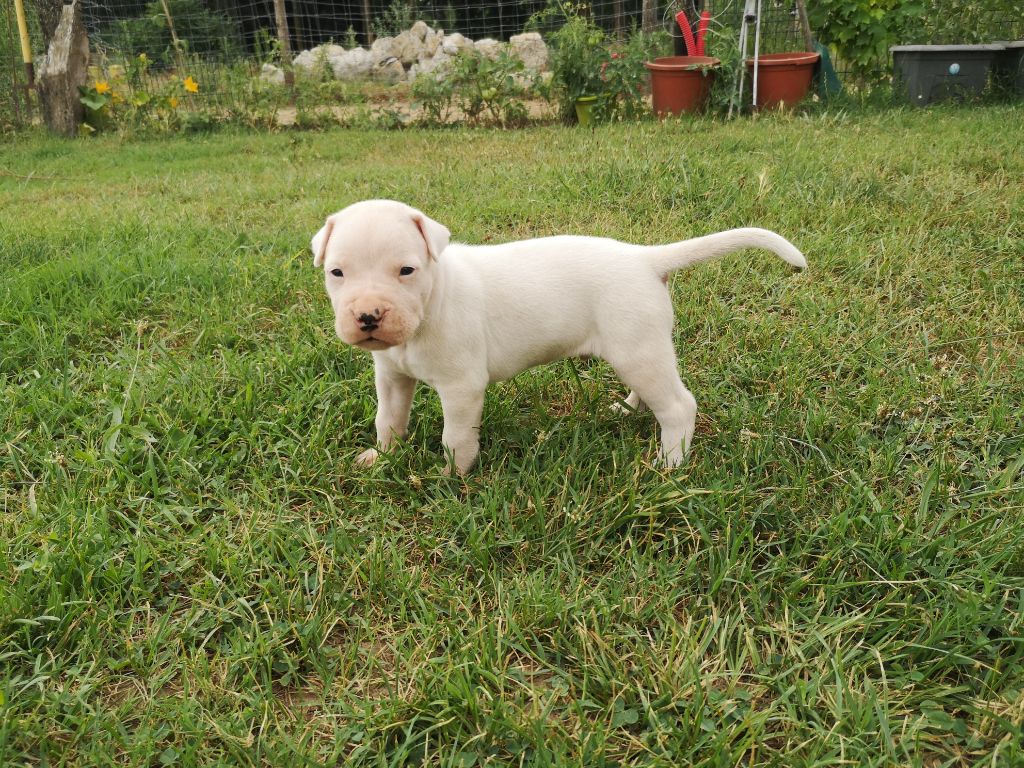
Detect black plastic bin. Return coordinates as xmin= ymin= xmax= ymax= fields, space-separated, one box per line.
xmin=993 ymin=41 xmax=1024 ymax=97
xmin=890 ymin=44 xmax=1004 ymax=105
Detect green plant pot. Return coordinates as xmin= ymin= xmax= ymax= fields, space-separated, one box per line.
xmin=574 ymin=95 xmax=598 ymax=126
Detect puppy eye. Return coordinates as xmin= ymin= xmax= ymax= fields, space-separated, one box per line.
xmin=399 ymin=266 xmax=415 ymax=276
xmin=330 ymin=268 xmax=343 ymax=277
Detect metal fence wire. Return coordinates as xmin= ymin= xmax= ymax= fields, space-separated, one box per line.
xmin=74 ymin=0 xmax=819 ymax=60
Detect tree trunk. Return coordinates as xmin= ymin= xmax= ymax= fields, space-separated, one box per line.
xmin=37 ymin=0 xmax=89 ymax=136
xmin=31 ymin=0 xmax=63 ymax=42
xmin=642 ymin=0 xmax=658 ymax=34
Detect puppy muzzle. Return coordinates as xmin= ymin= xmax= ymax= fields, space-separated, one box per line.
xmin=334 ymin=302 xmax=415 ymax=349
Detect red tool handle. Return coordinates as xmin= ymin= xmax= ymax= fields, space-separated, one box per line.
xmin=696 ymin=10 xmax=710 ymax=56
xmin=675 ymin=10 xmax=696 ymax=56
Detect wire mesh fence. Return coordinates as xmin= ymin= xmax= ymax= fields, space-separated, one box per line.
xmin=3 ymin=1 xmax=1023 ymax=130
xmin=0 ymin=0 xmax=817 ymax=128
xmin=72 ymin=1 xmax=816 ymax=61
xmin=1 ymin=3 xmax=32 ymax=129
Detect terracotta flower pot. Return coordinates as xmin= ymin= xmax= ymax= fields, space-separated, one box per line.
xmin=645 ymin=56 xmax=720 ymax=116
xmin=746 ymin=52 xmax=820 ymax=109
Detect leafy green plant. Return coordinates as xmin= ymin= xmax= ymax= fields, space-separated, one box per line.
xmin=542 ymin=3 xmax=665 ymax=124
xmin=593 ymin=28 xmax=667 ymax=122
xmin=807 ymin=0 xmax=925 ymax=82
xmin=809 ymin=0 xmax=1024 ymax=82
xmin=411 ymin=67 xmax=458 ymax=124
xmin=252 ymin=28 xmax=284 ymax=66
xmin=372 ymin=0 xmax=421 ymax=39
xmin=546 ymin=11 xmax=610 ymax=122
xmin=78 ymin=59 xmax=200 ymax=135
xmin=703 ymin=25 xmax=743 ymax=115
xmin=412 ymin=50 xmax=541 ymax=127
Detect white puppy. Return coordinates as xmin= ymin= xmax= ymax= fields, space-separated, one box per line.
xmin=313 ymin=199 xmax=806 ymax=474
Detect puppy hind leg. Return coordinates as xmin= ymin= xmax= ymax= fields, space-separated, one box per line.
xmin=605 ymin=350 xmax=696 ymax=468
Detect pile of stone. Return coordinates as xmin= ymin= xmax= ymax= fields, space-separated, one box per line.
xmin=261 ymin=21 xmax=548 ymax=85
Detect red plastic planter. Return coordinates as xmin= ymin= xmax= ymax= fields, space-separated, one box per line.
xmin=746 ymin=52 xmax=820 ymax=109
xmin=645 ymin=56 xmax=720 ymax=116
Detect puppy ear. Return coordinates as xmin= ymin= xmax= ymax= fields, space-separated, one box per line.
xmin=311 ymin=215 xmax=336 ymax=267
xmin=411 ymin=209 xmax=450 ymax=261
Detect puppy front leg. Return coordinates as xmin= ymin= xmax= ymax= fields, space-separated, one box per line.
xmin=356 ymin=366 xmax=416 ymax=467
xmin=437 ymin=384 xmax=486 ymax=475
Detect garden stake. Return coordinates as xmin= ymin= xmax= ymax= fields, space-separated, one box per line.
xmin=13 ymin=0 xmax=34 ymax=86
xmin=731 ymin=0 xmax=757 ymax=117
xmin=752 ymin=0 xmax=763 ymax=108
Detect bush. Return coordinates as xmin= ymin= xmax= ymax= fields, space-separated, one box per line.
xmin=412 ymin=50 xmax=542 ymax=127
xmin=547 ymin=13 xmax=610 ymax=122
xmin=544 ymin=5 xmax=666 ymax=124
xmin=808 ymin=0 xmax=1024 ymax=83
xmin=593 ymin=29 xmax=667 ymax=123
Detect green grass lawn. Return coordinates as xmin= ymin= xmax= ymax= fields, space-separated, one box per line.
xmin=2 ymin=107 xmax=1023 ymax=766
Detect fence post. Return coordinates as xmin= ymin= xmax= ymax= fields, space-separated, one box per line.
xmin=642 ymin=0 xmax=657 ymax=34
xmin=273 ymin=0 xmax=295 ymax=87
xmin=363 ymin=0 xmax=374 ymax=45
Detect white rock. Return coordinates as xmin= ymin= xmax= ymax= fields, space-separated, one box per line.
xmin=392 ymin=27 xmax=430 ymax=65
xmin=292 ymin=48 xmax=319 ymax=73
xmin=293 ymin=44 xmax=343 ymax=74
xmin=474 ymin=38 xmax=505 ymax=60
xmin=329 ymin=47 xmax=374 ymax=80
xmin=414 ymin=50 xmax=453 ymax=80
xmin=260 ymin=63 xmax=285 ymax=84
xmin=422 ymin=28 xmax=443 ymax=58
xmin=441 ymin=32 xmax=473 ymax=56
xmin=409 ymin=20 xmax=430 ymax=41
xmin=373 ymin=57 xmax=405 ymax=84
xmin=510 ymin=32 xmax=548 ymax=72
xmin=370 ymin=36 xmax=396 ymax=64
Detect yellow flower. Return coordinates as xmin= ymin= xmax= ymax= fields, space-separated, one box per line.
xmin=183 ymin=76 xmax=199 ymax=93
xmin=95 ymin=81 xmax=111 ymax=94
xmin=138 ymin=53 xmax=148 ymax=62
xmin=168 ymin=96 xmax=179 ymax=109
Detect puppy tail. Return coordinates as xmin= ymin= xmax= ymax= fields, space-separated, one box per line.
xmin=645 ymin=228 xmax=807 ymax=278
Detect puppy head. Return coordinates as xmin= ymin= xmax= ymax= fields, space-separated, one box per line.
xmin=312 ymin=199 xmax=449 ymax=351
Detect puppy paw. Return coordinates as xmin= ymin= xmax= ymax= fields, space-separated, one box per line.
xmin=655 ymin=449 xmax=686 ymax=469
xmin=611 ymin=393 xmax=647 ymax=416
xmin=355 ymin=448 xmax=380 ymax=467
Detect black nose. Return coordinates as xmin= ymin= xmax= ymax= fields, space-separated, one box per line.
xmin=358 ymin=313 xmax=379 ymax=331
